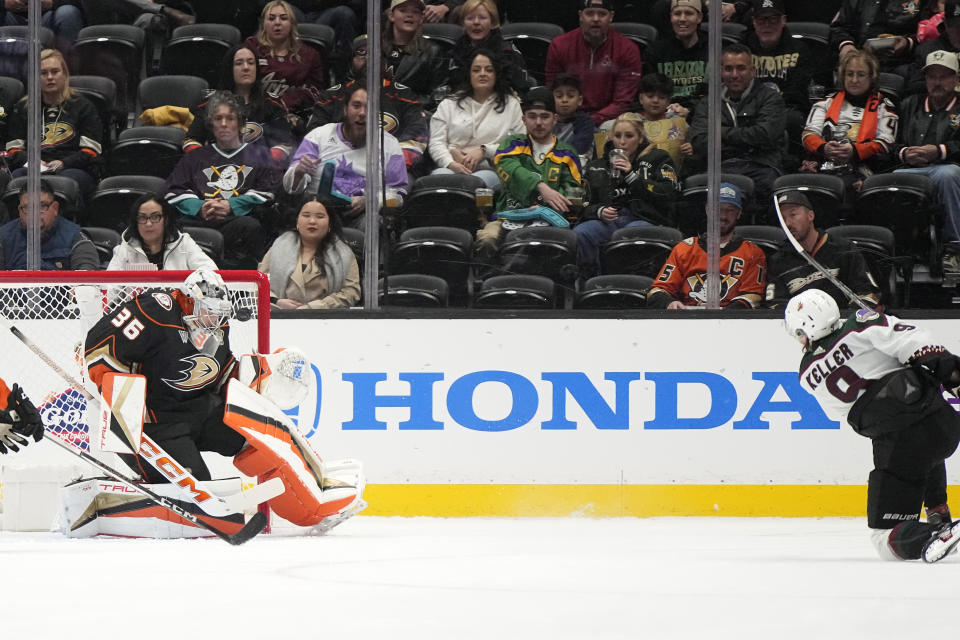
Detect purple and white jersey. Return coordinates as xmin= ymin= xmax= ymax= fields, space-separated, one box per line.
xmin=283 ymin=123 xmax=408 ymax=204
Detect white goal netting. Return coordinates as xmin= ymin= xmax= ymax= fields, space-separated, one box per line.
xmin=0 ymin=270 xmax=270 ymax=530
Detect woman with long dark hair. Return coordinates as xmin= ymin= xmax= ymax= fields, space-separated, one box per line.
xmin=107 ymin=194 xmax=218 ymax=270
xmin=428 ymin=49 xmax=523 ymax=189
xmin=258 ymin=196 xmax=361 ymax=309
xmin=182 ymin=43 xmax=295 ymax=166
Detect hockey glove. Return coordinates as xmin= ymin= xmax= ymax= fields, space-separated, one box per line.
xmin=0 ymin=409 xmax=29 ymax=454
xmin=8 ymin=384 xmax=43 ymax=443
xmin=913 ymin=350 xmax=960 ymax=386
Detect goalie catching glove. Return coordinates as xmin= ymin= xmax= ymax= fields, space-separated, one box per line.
xmin=0 ymin=383 xmax=44 ymax=455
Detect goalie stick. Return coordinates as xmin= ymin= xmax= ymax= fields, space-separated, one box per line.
xmin=773 ymin=193 xmax=873 ymax=313
xmin=8 ymin=324 xmax=283 ymax=519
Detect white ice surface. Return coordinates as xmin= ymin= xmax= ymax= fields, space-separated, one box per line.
xmin=1 ymin=516 xmax=951 ymax=639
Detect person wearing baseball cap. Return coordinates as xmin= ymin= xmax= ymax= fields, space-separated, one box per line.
xmin=767 ymin=190 xmax=880 ymax=309
xmin=894 ymin=47 xmax=960 ymax=277
xmin=383 ymin=0 xmax=447 ymax=108
xmin=473 ymin=86 xmax=583 ymax=264
xmin=647 ymin=182 xmax=768 ymax=310
xmin=745 ymin=0 xmax=820 ymax=164
xmin=909 ymin=0 xmax=960 ymax=95
xmin=642 ymin=0 xmax=709 ymax=108
xmin=544 ymin=0 xmax=643 ymax=126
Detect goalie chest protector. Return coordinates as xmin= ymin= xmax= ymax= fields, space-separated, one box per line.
xmin=85 ymin=290 xmax=236 ymax=418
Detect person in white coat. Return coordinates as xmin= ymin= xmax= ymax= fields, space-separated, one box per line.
xmin=107 ymin=195 xmax=219 ymax=271
xmin=428 ymin=48 xmax=524 ymax=190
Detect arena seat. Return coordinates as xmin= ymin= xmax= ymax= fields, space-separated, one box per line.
xmin=70 ymin=75 xmax=122 ymax=146
xmin=498 ymin=226 xmax=579 ymax=284
xmin=611 ymin=22 xmax=658 ymax=53
xmin=736 ymin=225 xmax=786 ymax=262
xmin=390 ymin=226 xmax=474 ymax=303
xmin=0 ymin=76 xmax=24 ymax=113
xmin=137 ymin=75 xmax=209 ymax=118
xmin=826 ymin=224 xmax=899 ymax=307
xmin=421 ymin=23 xmax=463 ymax=53
xmin=297 ymin=23 xmax=336 ymax=85
xmin=879 ymin=72 xmax=905 ymax=104
xmin=341 ymin=227 xmax=365 ymax=276
xmin=474 ymin=274 xmax=556 ymax=309
xmin=86 ymin=175 xmax=168 ymax=232
xmin=74 ymin=25 xmax=146 ymax=113
xmin=107 ymin=126 xmax=185 ymax=178
xmin=501 ymin=22 xmax=564 ymax=85
xmin=161 ymin=24 xmax=242 ymax=86
xmin=601 ymin=225 xmax=683 ymax=278
xmin=574 ymin=274 xmax=652 ymax=309
xmin=182 ymin=226 xmax=225 ymax=267
xmin=0 ymin=25 xmax=55 ymax=50
xmin=379 ymin=273 xmax=449 ymax=307
xmin=403 ymin=174 xmax=486 ymax=232
xmin=82 ymin=226 xmax=122 ymax=268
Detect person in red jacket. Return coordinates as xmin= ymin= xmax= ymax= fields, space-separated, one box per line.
xmin=545 ymin=0 xmax=644 ymax=127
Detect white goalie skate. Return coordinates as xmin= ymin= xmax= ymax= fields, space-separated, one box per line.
xmin=922 ymin=520 xmax=960 ymax=563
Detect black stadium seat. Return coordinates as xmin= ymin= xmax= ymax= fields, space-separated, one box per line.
xmin=86 ymin=175 xmax=167 ymax=232
xmin=161 ymin=24 xmax=242 ymax=86
xmin=601 ymin=225 xmax=683 ymax=277
xmin=74 ymin=25 xmax=146 ymax=113
xmin=403 ymin=174 xmax=486 ymax=231
xmin=379 ymin=273 xmax=449 ymax=307
xmin=474 ymin=274 xmax=556 ymax=309
xmin=107 ymin=126 xmax=185 ymax=178
xmin=772 ymin=173 xmax=846 ymax=229
xmin=3 ymin=176 xmax=82 ymax=223
xmin=574 ymin=274 xmax=652 ymax=309
xmin=70 ymin=75 xmax=122 ymax=146
xmin=501 ymin=23 xmax=564 ymax=85
xmin=420 ymin=23 xmax=463 ymax=53
xmin=612 ymin=22 xmax=658 ymax=53
xmin=736 ymin=225 xmax=786 ymax=262
xmin=137 ymin=75 xmax=209 ymax=117
xmin=182 ymin=226 xmax=225 ymax=267
xmin=390 ymin=226 xmax=474 ymax=302
xmin=826 ymin=225 xmax=899 ymax=306
xmin=82 ymin=226 xmax=122 ymax=269
xmin=498 ymin=226 xmax=579 ymax=284
xmin=0 ymin=76 xmax=24 ymax=114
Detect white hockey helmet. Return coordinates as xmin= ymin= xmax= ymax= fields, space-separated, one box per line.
xmin=784 ymin=289 xmax=840 ymax=350
xmin=181 ymin=269 xmax=233 ymax=330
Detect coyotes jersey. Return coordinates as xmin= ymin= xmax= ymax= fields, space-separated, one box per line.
xmin=798 ymin=311 xmax=944 ymax=421
xmin=647 ymin=235 xmax=767 ymax=308
xmin=85 ymin=291 xmax=237 ymax=422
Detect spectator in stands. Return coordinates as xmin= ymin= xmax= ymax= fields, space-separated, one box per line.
xmin=165 ymin=91 xmax=277 ymax=270
xmin=382 ymin=0 xmax=448 ymax=108
xmin=183 ymin=44 xmax=295 ymax=169
xmin=647 ymin=182 xmax=767 ymax=309
xmin=423 ymin=0 xmax=464 ymax=23
xmin=107 ymin=194 xmax=218 ymax=271
xmin=831 ymin=0 xmax=922 ymax=71
xmin=908 ymin=0 xmax=960 ymax=96
xmin=687 ymin=43 xmax=785 ymax=224
xmin=259 ymin=196 xmax=361 ymax=309
xmin=545 ymin=0 xmax=644 ymax=126
xmin=429 ymin=49 xmax=524 ymax=190
xmin=5 ymin=49 xmax=102 ymax=199
xmin=635 ymin=73 xmax=691 ymax=170
xmin=0 ymin=180 xmax=98 ymax=271
xmin=2 ymin=0 xmax=83 ymax=59
xmin=552 ymin=73 xmax=596 ymax=162
xmin=285 ymin=0 xmax=360 ymax=82
xmin=746 ymin=0 xmax=819 ymax=167
xmin=894 ymin=49 xmax=960 ymax=276
xmin=918 ymin=0 xmax=947 ymax=43
xmin=781 ymin=0 xmax=841 ymax=23
xmin=766 ymin=190 xmax=880 ymax=308
xmin=801 ymin=48 xmax=897 ymax=196
xmin=309 ymin=35 xmax=429 ymax=173
xmin=244 ymin=0 xmax=327 ymax=133
xmin=575 ymin=112 xmax=680 ymax=278
xmin=284 ymin=82 xmax=408 ymax=232
xmin=445 ymin=0 xmax=532 ymax=96
xmin=473 ymin=87 xmax=582 ymax=264
xmin=643 ymin=0 xmax=709 ymax=110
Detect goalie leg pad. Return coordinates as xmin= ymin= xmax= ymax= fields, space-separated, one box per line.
xmin=224 ymin=380 xmax=364 ymax=527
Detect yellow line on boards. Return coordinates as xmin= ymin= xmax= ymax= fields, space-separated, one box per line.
xmin=359 ymin=484 xmax=888 ymax=517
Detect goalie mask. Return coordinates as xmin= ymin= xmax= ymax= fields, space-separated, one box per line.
xmin=784 ymin=289 xmax=841 ymax=351
xmin=180 ymin=269 xmax=233 ymax=355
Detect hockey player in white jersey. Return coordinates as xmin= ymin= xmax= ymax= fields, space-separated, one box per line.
xmin=786 ymin=289 xmax=960 ymax=562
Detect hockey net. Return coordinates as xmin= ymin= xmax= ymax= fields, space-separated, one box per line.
xmin=0 ymin=270 xmax=270 ymax=530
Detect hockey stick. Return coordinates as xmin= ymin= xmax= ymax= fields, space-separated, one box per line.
xmin=40 ymin=431 xmax=267 ymax=545
xmin=773 ymin=194 xmax=873 ymax=312
xmin=8 ymin=325 xmax=283 ymax=518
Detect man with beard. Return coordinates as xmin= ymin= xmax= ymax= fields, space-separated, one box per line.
xmin=284 ymin=82 xmax=409 ymax=231
xmin=545 ymin=0 xmax=643 ymax=126
xmin=647 ymin=182 xmax=767 ymax=309
xmin=893 ymin=50 xmax=960 ymax=277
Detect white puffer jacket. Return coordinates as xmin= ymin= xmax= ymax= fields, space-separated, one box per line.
xmin=106 ymin=229 xmax=218 ymax=271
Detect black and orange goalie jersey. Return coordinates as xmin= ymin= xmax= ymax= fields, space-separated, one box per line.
xmin=647 ymin=235 xmax=767 ymax=308
xmin=85 ymin=290 xmax=237 ymax=420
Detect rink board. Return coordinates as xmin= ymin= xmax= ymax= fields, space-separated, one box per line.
xmin=276 ymin=317 xmax=960 ymax=517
